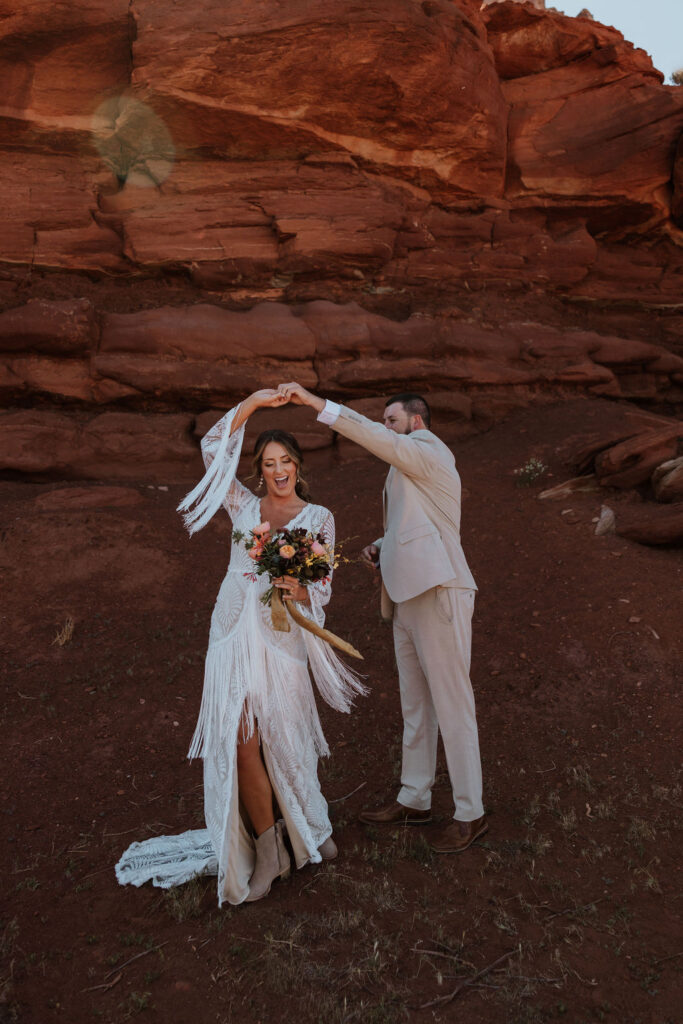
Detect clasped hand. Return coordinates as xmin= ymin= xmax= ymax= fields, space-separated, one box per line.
xmin=249 ymin=383 xmax=316 ymax=410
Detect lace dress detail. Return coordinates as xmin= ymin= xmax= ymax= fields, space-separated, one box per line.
xmin=116 ymin=405 xmax=365 ymax=906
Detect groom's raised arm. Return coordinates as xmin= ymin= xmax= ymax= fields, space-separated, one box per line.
xmin=277 ymin=383 xmax=440 ymax=483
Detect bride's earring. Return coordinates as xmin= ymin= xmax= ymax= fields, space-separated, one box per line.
xmin=258 ymin=475 xmax=264 ymax=491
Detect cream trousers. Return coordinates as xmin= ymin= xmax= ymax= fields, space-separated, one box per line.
xmin=393 ymin=586 xmax=484 ymax=822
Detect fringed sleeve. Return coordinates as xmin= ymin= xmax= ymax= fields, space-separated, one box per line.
xmin=300 ymin=509 xmax=367 ymax=714
xmin=177 ymin=404 xmax=251 ymax=534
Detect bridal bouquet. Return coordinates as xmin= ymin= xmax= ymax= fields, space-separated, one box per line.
xmin=233 ymin=522 xmax=333 ymax=608
xmin=231 ymin=522 xmax=362 ymax=660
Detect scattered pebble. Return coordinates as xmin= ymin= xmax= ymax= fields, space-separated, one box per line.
xmin=595 ymin=505 xmax=615 ymax=536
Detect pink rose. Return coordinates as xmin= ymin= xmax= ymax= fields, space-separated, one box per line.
xmin=311 ymin=541 xmax=326 ymax=556
xmin=248 ymin=546 xmax=262 ymax=560
xmin=253 ymin=521 xmax=270 ymax=538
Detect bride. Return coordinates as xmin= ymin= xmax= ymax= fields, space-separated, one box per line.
xmin=116 ymin=389 xmax=364 ymax=905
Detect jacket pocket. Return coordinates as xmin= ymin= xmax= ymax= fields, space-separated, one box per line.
xmin=398 ymin=523 xmax=438 ymax=544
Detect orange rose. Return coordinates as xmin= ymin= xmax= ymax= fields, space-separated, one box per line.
xmin=279 ymin=544 xmax=295 ymax=559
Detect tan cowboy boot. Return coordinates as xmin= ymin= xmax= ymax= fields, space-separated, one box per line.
xmin=244 ymin=821 xmax=291 ymax=902
xmin=318 ymin=836 xmax=338 ymax=860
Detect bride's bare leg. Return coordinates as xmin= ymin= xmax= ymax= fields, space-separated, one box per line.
xmin=236 ymin=713 xmax=275 ymax=837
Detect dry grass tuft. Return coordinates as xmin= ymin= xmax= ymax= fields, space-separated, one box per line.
xmin=52 ymin=616 xmax=75 ymax=647
xmin=566 ymin=764 xmax=595 ymax=793
xmin=162 ymin=875 xmax=211 ymax=921
xmin=627 ymin=817 xmax=657 ymax=846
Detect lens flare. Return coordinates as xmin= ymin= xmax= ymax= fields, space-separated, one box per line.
xmin=91 ymin=95 xmax=174 ymax=187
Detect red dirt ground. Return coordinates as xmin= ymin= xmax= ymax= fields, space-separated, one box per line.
xmin=1 ymin=397 xmax=681 ymax=1024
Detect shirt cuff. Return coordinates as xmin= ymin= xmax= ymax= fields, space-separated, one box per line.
xmin=317 ymin=399 xmax=341 ymax=426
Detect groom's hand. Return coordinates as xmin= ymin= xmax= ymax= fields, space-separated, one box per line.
xmin=361 ymin=544 xmax=380 ymax=569
xmin=278 ymin=382 xmax=325 ymax=414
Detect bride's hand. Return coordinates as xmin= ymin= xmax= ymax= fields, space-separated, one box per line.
xmin=274 ymin=576 xmax=309 ymax=604
xmin=249 ymin=388 xmax=289 ymax=409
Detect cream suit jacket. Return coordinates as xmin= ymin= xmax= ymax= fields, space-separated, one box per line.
xmin=331 ymin=406 xmax=477 ymax=620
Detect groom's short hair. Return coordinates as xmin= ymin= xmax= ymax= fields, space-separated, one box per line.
xmin=385 ymin=392 xmax=431 ymax=429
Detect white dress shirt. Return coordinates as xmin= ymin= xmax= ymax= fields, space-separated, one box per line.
xmin=317 ymin=400 xmax=341 ymax=426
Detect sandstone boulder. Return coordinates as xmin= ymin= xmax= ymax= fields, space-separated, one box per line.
xmin=652 ymin=458 xmax=683 ymax=503
xmin=594 ymin=427 xmax=682 ymax=489
xmin=615 ymin=503 xmax=683 ymax=546
xmin=560 ymin=410 xmax=679 ymax=473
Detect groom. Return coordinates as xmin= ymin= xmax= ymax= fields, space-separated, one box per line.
xmin=277 ymin=383 xmax=487 ymax=853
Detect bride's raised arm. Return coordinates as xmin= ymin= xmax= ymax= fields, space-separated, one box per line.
xmin=178 ymin=389 xmax=288 ymax=534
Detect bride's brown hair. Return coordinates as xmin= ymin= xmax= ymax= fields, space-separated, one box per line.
xmin=252 ymin=430 xmax=311 ymax=502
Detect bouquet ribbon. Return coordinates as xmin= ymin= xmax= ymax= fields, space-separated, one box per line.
xmin=271 ymin=587 xmax=364 ymax=660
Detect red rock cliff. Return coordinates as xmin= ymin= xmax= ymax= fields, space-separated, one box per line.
xmin=1 ymin=0 xmax=682 ymax=477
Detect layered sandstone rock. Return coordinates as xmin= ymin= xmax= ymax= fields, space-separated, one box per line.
xmin=2 ymin=298 xmax=682 ymax=416
xmin=1 ymin=0 xmax=683 ymax=481
xmin=0 ymin=409 xmax=196 ymax=482
xmin=2 ymin=295 xmax=682 ymax=480
xmin=130 ymin=0 xmax=506 ymax=199
xmin=1 ymin=0 xmax=681 ymax=302
xmin=483 ymin=3 xmax=683 ymax=234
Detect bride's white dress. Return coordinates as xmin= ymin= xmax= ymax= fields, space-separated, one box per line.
xmin=115 ymin=405 xmax=364 ymax=906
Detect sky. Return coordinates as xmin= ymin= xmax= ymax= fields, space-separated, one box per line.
xmin=558 ymin=0 xmax=683 ymax=80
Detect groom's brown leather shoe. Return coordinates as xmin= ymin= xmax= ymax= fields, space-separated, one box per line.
xmin=358 ymin=801 xmax=431 ymax=826
xmin=431 ymin=815 xmax=488 ymax=853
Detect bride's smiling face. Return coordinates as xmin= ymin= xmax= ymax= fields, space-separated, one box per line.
xmin=261 ymin=441 xmax=298 ymax=498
